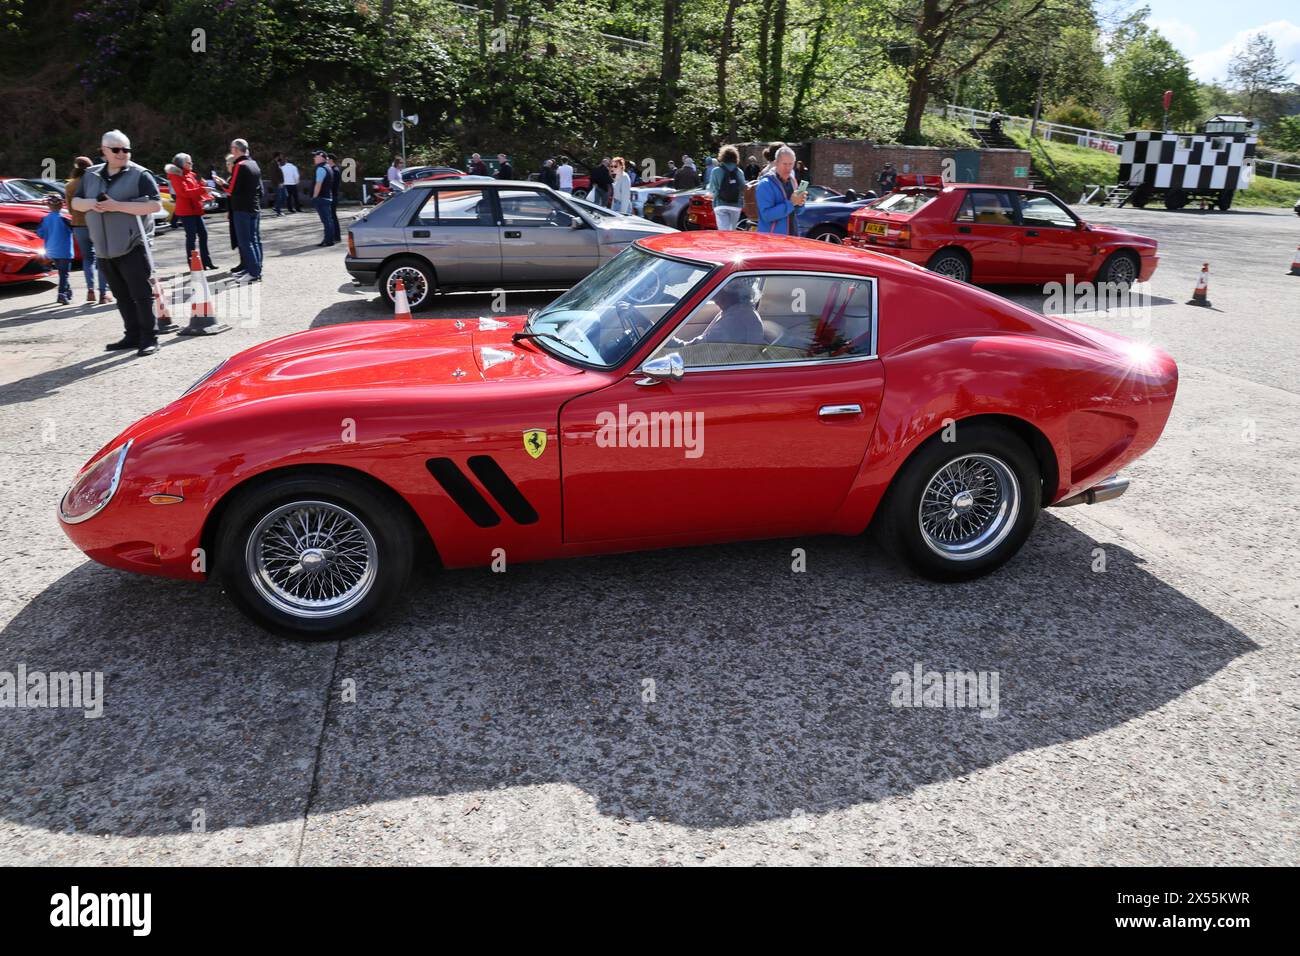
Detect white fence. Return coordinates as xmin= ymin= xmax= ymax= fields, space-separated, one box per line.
xmin=935 ymin=104 xmax=1300 ymax=181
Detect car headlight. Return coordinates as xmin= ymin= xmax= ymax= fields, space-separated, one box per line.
xmin=59 ymin=441 xmax=132 ymax=524
xmin=183 ymin=360 xmax=225 ymax=396
xmin=0 ymin=242 xmax=35 ymax=255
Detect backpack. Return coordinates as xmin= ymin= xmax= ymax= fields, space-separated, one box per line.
xmin=742 ymin=179 xmax=760 ymax=220
xmin=718 ymin=166 xmax=742 ymax=205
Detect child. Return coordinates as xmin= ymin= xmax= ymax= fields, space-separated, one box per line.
xmin=36 ymin=196 xmax=75 ymax=305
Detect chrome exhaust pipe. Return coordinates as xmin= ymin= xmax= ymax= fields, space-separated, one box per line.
xmin=1051 ymin=475 xmax=1130 ymax=507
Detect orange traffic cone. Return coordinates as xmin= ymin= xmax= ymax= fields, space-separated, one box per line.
xmin=1186 ymin=262 xmax=1211 ymax=307
xmin=177 ymin=249 xmax=231 ymax=336
xmin=392 ymin=278 xmax=412 ymax=320
xmin=1289 ymin=246 xmax=1300 ymax=276
xmin=152 ymin=275 xmax=180 ymax=334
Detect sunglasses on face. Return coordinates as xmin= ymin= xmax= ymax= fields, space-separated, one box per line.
xmin=105 ymin=146 xmax=131 ymax=154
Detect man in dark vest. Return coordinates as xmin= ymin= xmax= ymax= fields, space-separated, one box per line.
xmin=328 ymin=153 xmax=343 ymax=244
xmin=228 ymin=137 xmax=263 ymax=281
xmin=71 ymin=129 xmax=167 ymax=356
xmin=311 ymin=150 xmax=337 ymax=246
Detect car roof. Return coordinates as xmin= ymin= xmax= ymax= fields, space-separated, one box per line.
xmin=638 ymin=231 xmax=927 ymax=277
xmin=409 ymin=178 xmax=544 ymax=188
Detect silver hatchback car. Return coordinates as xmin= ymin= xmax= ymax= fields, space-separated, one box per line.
xmin=346 ymin=178 xmax=676 ymax=309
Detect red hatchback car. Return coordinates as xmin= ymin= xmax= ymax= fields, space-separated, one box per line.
xmin=59 ymin=232 xmax=1177 ymax=637
xmin=847 ymin=184 xmax=1158 ymax=286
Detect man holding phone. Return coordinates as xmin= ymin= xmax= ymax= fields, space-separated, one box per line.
xmin=754 ymin=145 xmax=806 ymax=235
xmin=71 ymin=129 xmax=166 ymax=356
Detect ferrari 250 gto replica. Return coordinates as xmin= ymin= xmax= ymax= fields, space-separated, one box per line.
xmin=59 ymin=232 xmax=1177 ymax=637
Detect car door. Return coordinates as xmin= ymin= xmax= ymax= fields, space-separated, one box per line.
xmin=407 ymin=185 xmax=501 ymax=285
xmin=1014 ymin=192 xmax=1089 ymax=281
xmin=951 ymin=189 xmax=1023 ymax=281
xmin=559 ymin=272 xmax=884 ymax=543
xmin=496 ymin=187 xmax=600 ymax=284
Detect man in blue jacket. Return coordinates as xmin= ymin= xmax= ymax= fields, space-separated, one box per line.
xmin=755 ymin=145 xmax=805 ymax=235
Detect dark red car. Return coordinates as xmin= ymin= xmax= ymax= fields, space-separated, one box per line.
xmin=847 ymin=184 xmax=1158 ymax=286
xmin=59 ymin=232 xmax=1176 ymax=637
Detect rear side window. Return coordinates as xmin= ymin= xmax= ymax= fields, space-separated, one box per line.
xmin=872 ymin=190 xmax=937 ymax=216
xmin=416 ymin=188 xmax=494 ymax=226
xmin=955 ymin=191 xmax=1016 ymax=225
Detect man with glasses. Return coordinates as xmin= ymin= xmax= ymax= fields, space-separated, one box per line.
xmin=70 ymin=129 xmax=166 ymax=357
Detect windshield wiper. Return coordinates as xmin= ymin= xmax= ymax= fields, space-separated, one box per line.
xmin=511 ymin=330 xmax=568 ymax=346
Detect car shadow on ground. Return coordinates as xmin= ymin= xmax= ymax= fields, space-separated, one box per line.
xmin=0 ymin=512 xmax=1255 ymax=835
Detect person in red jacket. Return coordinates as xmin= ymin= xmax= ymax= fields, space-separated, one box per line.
xmin=165 ymin=152 xmax=217 ymax=270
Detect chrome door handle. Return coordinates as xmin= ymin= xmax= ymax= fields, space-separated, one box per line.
xmin=819 ymin=404 xmax=862 ymax=417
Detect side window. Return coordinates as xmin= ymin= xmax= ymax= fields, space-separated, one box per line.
xmin=959 ymin=191 xmax=1016 ymax=226
xmin=1017 ymin=193 xmax=1076 ymax=229
xmin=497 ymin=189 xmax=578 ymax=228
xmin=648 ymin=274 xmax=875 ymax=369
xmin=416 ymin=188 xmax=494 ymax=226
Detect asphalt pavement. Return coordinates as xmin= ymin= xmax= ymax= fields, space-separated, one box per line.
xmin=0 ymin=202 xmax=1296 ymax=864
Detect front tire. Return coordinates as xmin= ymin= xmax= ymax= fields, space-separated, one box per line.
xmin=874 ymin=424 xmax=1040 ymax=581
xmin=378 ymin=258 xmax=435 ymax=311
xmin=1097 ymin=250 xmax=1139 ymax=288
xmin=1217 ymin=190 xmax=1234 ymax=211
xmin=216 ymin=474 xmax=414 ymax=638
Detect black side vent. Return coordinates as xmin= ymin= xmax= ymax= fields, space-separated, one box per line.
xmin=467 ymin=456 xmax=540 ymax=525
xmin=425 ymin=458 xmax=500 ymax=527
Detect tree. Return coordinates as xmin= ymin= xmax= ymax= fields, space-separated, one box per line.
xmin=1228 ymin=32 xmax=1292 ymax=118
xmin=1111 ymin=27 xmax=1199 ymax=128
xmin=893 ymin=0 xmax=1060 ymax=143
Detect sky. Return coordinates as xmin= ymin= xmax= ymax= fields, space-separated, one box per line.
xmin=1137 ymin=0 xmax=1300 ymax=83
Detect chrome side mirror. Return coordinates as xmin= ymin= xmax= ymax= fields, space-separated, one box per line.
xmin=636 ymin=352 xmax=684 ymax=385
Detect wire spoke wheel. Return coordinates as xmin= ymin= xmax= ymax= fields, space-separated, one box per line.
xmin=918 ymin=453 xmax=1019 ymax=561
xmin=246 ymin=500 xmax=378 ymax=619
xmin=1108 ymin=255 xmax=1136 ymax=286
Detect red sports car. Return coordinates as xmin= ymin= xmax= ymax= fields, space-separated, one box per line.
xmin=59 ymin=232 xmax=1177 ymax=637
xmin=847 ymin=184 xmax=1158 ymax=286
xmin=0 ymin=221 xmax=54 ymax=285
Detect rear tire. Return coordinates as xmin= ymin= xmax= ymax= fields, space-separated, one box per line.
xmin=1164 ymin=189 xmax=1188 ymax=211
xmin=873 ymin=424 xmax=1040 ymax=581
xmin=378 ymin=258 xmax=435 ymax=311
xmin=1217 ymin=190 xmax=1234 ymax=211
xmin=926 ymin=248 xmax=972 ymax=283
xmin=215 ymin=473 xmax=414 ymax=639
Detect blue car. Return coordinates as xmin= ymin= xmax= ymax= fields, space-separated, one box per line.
xmin=740 ymin=188 xmax=878 ymax=243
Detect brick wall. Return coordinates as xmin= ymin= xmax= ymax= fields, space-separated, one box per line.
xmin=807 ymin=138 xmax=1031 ymax=193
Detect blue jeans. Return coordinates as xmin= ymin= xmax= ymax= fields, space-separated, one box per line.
xmin=72 ymin=225 xmax=106 ymax=294
xmin=180 ymin=215 xmax=214 ymax=268
xmin=53 ymin=259 xmax=72 ymax=299
xmin=232 ymin=210 xmax=262 ymax=278
xmin=316 ymin=199 xmax=337 ymax=243
xmin=273 ymin=184 xmax=288 ymax=214
xmin=591 ymin=186 xmax=608 ymax=207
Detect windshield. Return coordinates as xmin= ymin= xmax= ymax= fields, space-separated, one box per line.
xmin=566 ymin=196 xmax=622 ymax=222
xmin=6 ymin=180 xmax=47 ymax=201
xmin=524 ymin=247 xmax=711 ymax=368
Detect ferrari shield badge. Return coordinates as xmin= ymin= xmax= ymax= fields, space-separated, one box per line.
xmin=523 ymin=429 xmax=547 ymax=459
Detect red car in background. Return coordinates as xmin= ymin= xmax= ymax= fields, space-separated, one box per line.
xmin=848 ymin=184 xmax=1158 ymax=286
xmin=0 ymin=221 xmax=55 ymax=286
xmin=59 ymin=232 xmax=1176 ymax=637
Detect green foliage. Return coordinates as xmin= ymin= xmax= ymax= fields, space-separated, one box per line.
xmin=1046 ymin=99 xmax=1104 ymax=131
xmin=1109 ymin=15 xmax=1200 ymax=128
xmin=1266 ymin=115 xmax=1300 ymax=153
xmin=919 ymin=115 xmax=979 ymax=148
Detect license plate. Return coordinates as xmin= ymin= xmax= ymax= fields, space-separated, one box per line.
xmin=864 ymin=221 xmax=887 ymax=236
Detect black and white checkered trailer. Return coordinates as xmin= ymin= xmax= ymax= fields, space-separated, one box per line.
xmin=1117 ymin=118 xmax=1257 ymax=211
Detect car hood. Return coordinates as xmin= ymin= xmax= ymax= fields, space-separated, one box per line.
xmin=183 ymin=317 xmax=584 ymax=413
xmin=1084 ymin=222 xmax=1156 ymax=248
xmin=598 ymin=216 xmax=676 ymax=241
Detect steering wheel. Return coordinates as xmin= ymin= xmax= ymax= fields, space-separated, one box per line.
xmin=615 ymin=299 xmax=653 ymax=340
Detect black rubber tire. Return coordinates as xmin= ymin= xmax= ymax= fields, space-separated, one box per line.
xmin=1164 ymin=189 xmax=1188 ymax=211
xmin=1129 ymin=185 xmax=1151 ymax=209
xmin=572 ymin=188 xmax=588 ymax=201
xmin=926 ymin=248 xmax=972 ymax=283
xmin=1097 ymin=250 xmax=1140 ymax=288
xmin=808 ymin=224 xmax=847 ymax=244
xmin=873 ymin=424 xmax=1040 ymax=582
xmin=215 ymin=473 xmax=414 ymax=639
xmin=1217 ymin=190 xmax=1234 ymax=211
xmin=378 ymin=257 xmax=436 ymax=311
